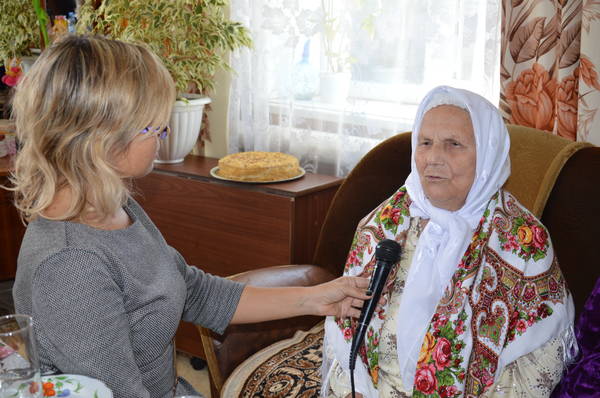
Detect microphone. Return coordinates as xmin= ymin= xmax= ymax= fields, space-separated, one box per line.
xmin=349 ymin=239 xmax=401 ymax=373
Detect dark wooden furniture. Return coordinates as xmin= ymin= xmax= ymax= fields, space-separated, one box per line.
xmin=0 ymin=156 xmax=25 ymax=281
xmin=133 ymin=155 xmax=343 ymax=357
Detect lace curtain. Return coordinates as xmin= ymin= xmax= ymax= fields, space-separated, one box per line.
xmin=228 ymin=0 xmax=501 ymax=176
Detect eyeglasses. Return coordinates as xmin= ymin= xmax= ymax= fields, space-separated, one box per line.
xmin=139 ymin=125 xmax=170 ymax=140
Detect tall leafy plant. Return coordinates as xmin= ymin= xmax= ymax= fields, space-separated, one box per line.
xmin=77 ymin=0 xmax=252 ymax=95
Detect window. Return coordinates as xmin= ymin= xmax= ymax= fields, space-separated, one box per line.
xmin=229 ymin=0 xmax=501 ymax=176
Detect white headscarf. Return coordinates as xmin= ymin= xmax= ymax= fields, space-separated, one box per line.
xmin=398 ymin=85 xmax=511 ymax=388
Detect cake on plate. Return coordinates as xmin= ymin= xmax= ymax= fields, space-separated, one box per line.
xmin=217 ymin=151 xmax=301 ymax=182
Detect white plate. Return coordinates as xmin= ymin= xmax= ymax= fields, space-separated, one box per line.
xmin=41 ymin=374 xmax=113 ymax=398
xmin=210 ymin=166 xmax=306 ymax=184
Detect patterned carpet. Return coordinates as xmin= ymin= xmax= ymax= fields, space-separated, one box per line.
xmin=224 ymin=322 xmax=325 ymax=398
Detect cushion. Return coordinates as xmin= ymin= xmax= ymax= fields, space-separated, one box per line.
xmin=551 ymin=276 xmax=600 ymax=397
xmin=222 ymin=321 xmax=325 ymax=397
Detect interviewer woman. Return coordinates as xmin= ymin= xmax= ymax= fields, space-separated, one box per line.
xmin=322 ymin=86 xmax=576 ymax=397
xmin=8 ymin=35 xmax=371 ymax=398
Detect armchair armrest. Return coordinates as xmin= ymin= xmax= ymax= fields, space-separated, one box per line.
xmin=198 ymin=264 xmax=335 ymax=395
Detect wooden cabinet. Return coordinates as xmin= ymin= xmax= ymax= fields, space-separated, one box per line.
xmin=0 ymin=157 xmax=25 ymax=281
xmin=133 ymin=155 xmax=343 ymax=356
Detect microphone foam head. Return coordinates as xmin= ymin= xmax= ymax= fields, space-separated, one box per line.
xmin=375 ymin=239 xmax=401 ymax=263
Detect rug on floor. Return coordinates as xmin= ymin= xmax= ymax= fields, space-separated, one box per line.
xmin=223 ymin=321 xmax=324 ymax=398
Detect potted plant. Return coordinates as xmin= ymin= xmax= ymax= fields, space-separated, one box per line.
xmin=77 ymin=0 xmax=252 ymax=163
xmin=0 ymin=0 xmax=49 ymax=87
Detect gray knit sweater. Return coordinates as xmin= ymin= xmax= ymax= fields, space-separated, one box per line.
xmin=13 ymin=199 xmax=244 ymax=398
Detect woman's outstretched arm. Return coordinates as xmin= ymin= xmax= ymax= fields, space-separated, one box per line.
xmin=231 ymin=276 xmax=371 ymax=324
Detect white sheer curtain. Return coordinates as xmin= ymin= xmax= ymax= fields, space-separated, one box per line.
xmin=228 ymin=0 xmax=501 ymax=176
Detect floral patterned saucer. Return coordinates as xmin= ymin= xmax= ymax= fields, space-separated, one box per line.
xmin=41 ymin=374 xmax=113 ymax=398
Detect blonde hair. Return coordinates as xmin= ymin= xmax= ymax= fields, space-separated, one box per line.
xmin=9 ymin=35 xmax=176 ymax=222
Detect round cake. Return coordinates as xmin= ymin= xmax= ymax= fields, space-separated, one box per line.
xmin=217 ymin=151 xmax=301 ymax=182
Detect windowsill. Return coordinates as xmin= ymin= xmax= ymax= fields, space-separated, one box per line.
xmin=268 ymin=96 xmax=416 ymax=137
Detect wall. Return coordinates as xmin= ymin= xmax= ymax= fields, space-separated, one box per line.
xmin=204 ymin=65 xmax=231 ymax=158
xmin=204 ymin=2 xmax=234 ymax=159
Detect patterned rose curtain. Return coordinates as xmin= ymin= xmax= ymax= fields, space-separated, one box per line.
xmin=500 ymin=0 xmax=600 ymax=145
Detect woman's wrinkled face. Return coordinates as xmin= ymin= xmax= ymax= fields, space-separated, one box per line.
xmin=415 ymin=105 xmax=477 ymax=211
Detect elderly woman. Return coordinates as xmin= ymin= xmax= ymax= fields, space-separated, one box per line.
xmin=322 ymin=86 xmax=577 ymax=398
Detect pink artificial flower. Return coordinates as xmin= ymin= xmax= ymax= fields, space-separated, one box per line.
xmin=1 ymin=66 xmax=22 ymax=87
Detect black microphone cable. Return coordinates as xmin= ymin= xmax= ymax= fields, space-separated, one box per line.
xmin=348 ymin=238 xmax=401 ymax=398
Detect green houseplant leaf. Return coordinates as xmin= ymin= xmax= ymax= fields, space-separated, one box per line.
xmin=32 ymin=0 xmax=50 ymax=48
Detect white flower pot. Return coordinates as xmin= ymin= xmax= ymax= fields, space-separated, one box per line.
xmin=319 ymin=72 xmax=351 ymax=104
xmin=20 ymin=56 xmax=39 ymax=73
xmin=155 ymin=94 xmax=211 ymax=164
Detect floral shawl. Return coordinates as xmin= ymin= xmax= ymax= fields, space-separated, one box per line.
xmin=322 ymin=187 xmax=575 ymax=398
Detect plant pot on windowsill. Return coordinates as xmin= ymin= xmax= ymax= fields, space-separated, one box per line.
xmin=20 ymin=54 xmax=39 ymax=73
xmin=319 ymin=72 xmax=351 ymax=105
xmin=155 ymin=94 xmax=211 ymax=164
